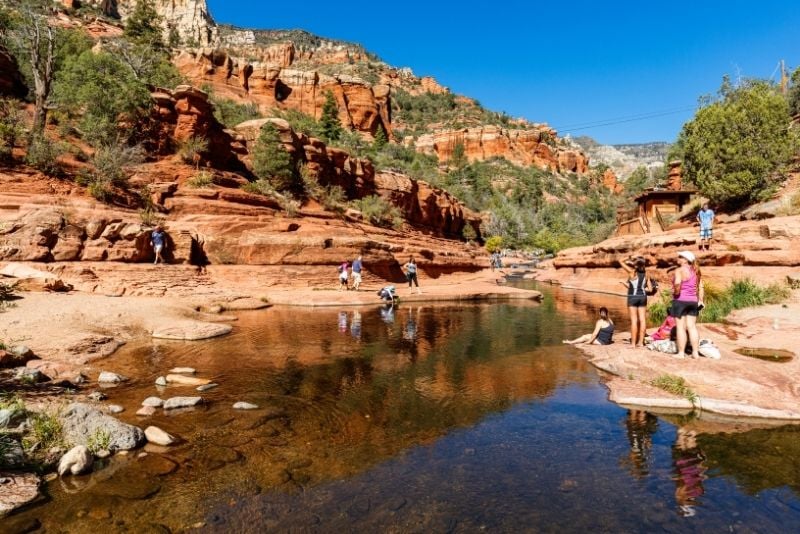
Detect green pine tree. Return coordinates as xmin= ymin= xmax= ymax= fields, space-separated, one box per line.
xmin=372 ymin=124 xmax=388 ymax=150
xmin=252 ymin=122 xmax=296 ymax=191
xmin=124 ymin=0 xmax=163 ymax=46
xmin=319 ymin=91 xmax=343 ymax=142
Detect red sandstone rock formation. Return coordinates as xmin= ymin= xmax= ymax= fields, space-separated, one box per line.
xmin=414 ymin=126 xmax=589 ymax=174
xmin=601 ymin=168 xmax=623 ymax=194
xmin=666 ymin=160 xmax=683 ymax=190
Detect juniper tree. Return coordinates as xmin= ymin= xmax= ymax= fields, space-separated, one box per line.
xmin=252 ymin=122 xmax=296 ymax=191
xmin=320 ymin=91 xmax=343 ymax=142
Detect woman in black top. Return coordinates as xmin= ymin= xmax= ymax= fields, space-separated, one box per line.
xmin=620 ymin=256 xmax=656 ymax=348
xmin=563 ymin=307 xmax=615 ymax=345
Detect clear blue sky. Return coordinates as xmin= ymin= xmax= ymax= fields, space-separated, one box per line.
xmin=208 ymin=0 xmax=800 ymax=145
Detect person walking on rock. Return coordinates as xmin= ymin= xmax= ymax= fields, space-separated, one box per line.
xmin=404 ymin=256 xmax=421 ymax=294
xmin=351 ymin=255 xmax=363 ymax=291
xmin=151 ymin=225 xmax=167 ymax=265
xmin=620 ymin=256 xmax=657 ymax=347
xmin=671 ymin=251 xmax=703 ymax=359
xmin=338 ymin=261 xmax=349 ymax=291
xmin=696 ymin=203 xmax=715 ymax=251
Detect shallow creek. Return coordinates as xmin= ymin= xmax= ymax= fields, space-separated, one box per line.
xmin=7 ymin=285 xmax=800 ymax=532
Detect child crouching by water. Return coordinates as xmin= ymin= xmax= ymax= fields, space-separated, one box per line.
xmin=563 ymin=307 xmax=615 ymax=345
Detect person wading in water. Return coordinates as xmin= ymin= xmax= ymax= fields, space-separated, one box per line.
xmin=620 ymin=256 xmax=657 ymax=347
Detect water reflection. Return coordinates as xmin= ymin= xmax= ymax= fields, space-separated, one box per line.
xmin=621 ymin=410 xmax=659 ymax=479
xmin=672 ymin=428 xmax=708 ymax=517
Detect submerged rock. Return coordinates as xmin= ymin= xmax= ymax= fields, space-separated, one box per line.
xmin=196 ymin=383 xmax=219 ymax=392
xmin=98 ymin=371 xmax=127 ymax=384
xmin=142 ymin=397 xmax=164 ymax=407
xmin=155 ymin=376 xmax=168 ymax=386
xmin=169 ymin=367 xmax=196 ymax=374
xmin=151 ymin=322 xmax=232 ymax=341
xmin=136 ymin=406 xmax=156 ymax=417
xmin=58 ymin=445 xmax=93 ymax=476
xmin=163 ymin=397 xmax=203 ymax=410
xmin=0 ymin=472 xmax=41 ymax=518
xmin=166 ymin=374 xmax=211 ymax=386
xmin=233 ymin=402 xmax=259 ymax=410
xmin=144 ymin=426 xmax=177 ymax=446
xmin=60 ymin=403 xmax=145 ymax=451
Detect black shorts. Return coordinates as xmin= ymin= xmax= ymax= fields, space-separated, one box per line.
xmin=672 ymin=300 xmax=699 ymax=318
xmin=627 ymin=295 xmax=647 ymax=308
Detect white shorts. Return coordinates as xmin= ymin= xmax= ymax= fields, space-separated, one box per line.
xmin=352 ymin=272 xmax=362 ymax=284
xmin=154 ymin=244 xmax=164 ymax=253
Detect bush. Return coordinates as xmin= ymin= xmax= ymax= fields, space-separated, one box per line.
xmin=485 ymin=235 xmax=503 ymax=252
xmin=352 ymin=195 xmax=403 ymax=229
xmin=319 ymin=185 xmax=347 ymax=213
xmin=650 ymin=374 xmax=697 ymax=404
xmin=241 ymin=178 xmax=276 ymax=196
xmin=83 ymin=143 xmax=144 ymax=200
xmin=252 ymin=122 xmax=297 ymax=192
xmin=462 ymin=223 xmax=477 ymax=242
xmin=178 ymin=136 xmax=208 ymax=167
xmin=23 ymin=410 xmax=65 ymax=452
xmin=212 ymin=97 xmax=262 ymax=128
xmin=681 ymin=78 xmax=799 ymax=206
xmin=789 ymin=67 xmax=800 ymax=117
xmin=0 ymin=99 xmax=24 ymax=162
xmin=25 ymin=135 xmax=62 ymax=175
xmin=187 ymin=170 xmax=214 ymax=188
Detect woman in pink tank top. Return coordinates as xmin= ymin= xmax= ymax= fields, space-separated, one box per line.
xmin=671 ymin=251 xmax=703 ymax=358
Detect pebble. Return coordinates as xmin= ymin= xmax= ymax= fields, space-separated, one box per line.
xmin=95 ymin=449 xmax=111 ymax=459
xmin=196 ymin=383 xmax=219 ymax=392
xmin=155 ymin=376 xmax=168 ymax=386
xmin=136 ymin=406 xmax=156 ymax=417
xmin=142 ymin=397 xmax=164 ymax=407
xmin=233 ymin=402 xmax=259 ymax=410
xmin=106 ymin=405 xmax=125 ymax=414
xmin=98 ymin=371 xmax=127 ymax=384
xmin=144 ymin=426 xmax=177 ymax=446
xmin=169 ymin=367 xmax=196 ymax=374
xmin=88 ymin=391 xmax=107 ymax=401
xmin=163 ymin=396 xmax=203 ymax=410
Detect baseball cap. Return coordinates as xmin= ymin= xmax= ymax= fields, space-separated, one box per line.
xmin=678 ymin=250 xmax=695 ymax=263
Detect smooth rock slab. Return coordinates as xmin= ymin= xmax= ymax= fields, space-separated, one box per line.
xmin=136 ymin=406 xmax=156 ymax=417
xmin=233 ymin=402 xmax=259 ymax=410
xmin=0 ymin=472 xmax=41 ymax=518
xmin=151 ymin=322 xmax=232 ymax=341
xmin=196 ymin=383 xmax=219 ymax=392
xmin=169 ymin=367 xmax=196 ymax=374
xmin=142 ymin=397 xmax=164 ymax=407
xmin=163 ymin=397 xmax=203 ymax=410
xmin=98 ymin=371 xmax=127 ymax=384
xmin=58 ymin=445 xmax=93 ymax=477
xmin=166 ymin=374 xmax=211 ymax=386
xmin=60 ymin=403 xmax=145 ymax=451
xmin=144 ymin=426 xmax=176 ymax=446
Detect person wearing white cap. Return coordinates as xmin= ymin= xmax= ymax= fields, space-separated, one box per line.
xmin=671 ymin=251 xmax=703 ymax=358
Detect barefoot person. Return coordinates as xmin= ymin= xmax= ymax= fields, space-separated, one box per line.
xmin=337 ymin=261 xmax=349 ymax=291
xmin=563 ymin=307 xmax=615 ymax=345
xmin=404 ymin=256 xmax=421 ymax=294
xmin=620 ymin=256 xmax=657 ymax=347
xmin=351 ymin=255 xmax=363 ymax=291
xmin=151 ymin=225 xmax=167 ymax=265
xmin=671 ymin=251 xmax=703 ymax=359
xmin=696 ymin=203 xmax=715 ymax=251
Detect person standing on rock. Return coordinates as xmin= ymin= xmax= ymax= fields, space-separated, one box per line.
xmin=338 ymin=260 xmax=349 ymax=291
xmin=671 ymin=251 xmax=703 ymax=359
xmin=620 ymin=256 xmax=657 ymax=347
xmin=696 ymin=203 xmax=715 ymax=252
xmin=351 ymin=255 xmax=363 ymax=291
xmin=404 ymin=256 xmax=421 ymax=294
xmin=151 ymin=225 xmax=167 ymax=265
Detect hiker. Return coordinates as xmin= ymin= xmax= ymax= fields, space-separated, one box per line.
xmin=351 ymin=255 xmax=363 ymax=290
xmin=337 ymin=260 xmax=349 ymax=291
xmin=696 ymin=203 xmax=715 ymax=251
xmin=562 ymin=307 xmax=615 ymax=345
xmin=151 ymin=225 xmax=167 ymax=265
xmin=620 ymin=256 xmax=657 ymax=347
xmin=404 ymin=256 xmax=421 ymax=294
xmin=671 ymin=251 xmax=703 ymax=359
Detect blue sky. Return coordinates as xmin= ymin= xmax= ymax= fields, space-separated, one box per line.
xmin=208 ymin=1 xmax=800 ymax=145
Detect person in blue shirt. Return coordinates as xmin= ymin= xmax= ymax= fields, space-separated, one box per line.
xmin=151 ymin=225 xmax=167 ymax=265
xmin=351 ymin=255 xmax=363 ymax=290
xmin=696 ymin=203 xmax=715 ymax=252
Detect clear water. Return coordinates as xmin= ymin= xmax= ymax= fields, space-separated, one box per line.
xmin=6 ymin=284 xmax=800 ymax=533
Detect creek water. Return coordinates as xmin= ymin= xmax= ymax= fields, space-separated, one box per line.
xmin=6 ymin=284 xmax=800 ymax=533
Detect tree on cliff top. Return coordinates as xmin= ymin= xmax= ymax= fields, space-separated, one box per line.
xmin=124 ymin=0 xmax=163 ymax=46
xmin=252 ymin=122 xmax=297 ymax=192
xmin=789 ymin=66 xmax=800 ymax=117
xmin=320 ymin=91 xmax=343 ymax=142
xmin=680 ymin=77 xmax=799 ymax=206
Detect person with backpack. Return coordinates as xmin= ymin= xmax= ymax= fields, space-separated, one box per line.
xmin=620 ymin=256 xmax=658 ymax=348
xmin=337 ymin=261 xmax=349 ymax=290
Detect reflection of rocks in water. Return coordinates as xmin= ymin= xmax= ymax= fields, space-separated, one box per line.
xmin=621 ymin=410 xmax=658 ymax=479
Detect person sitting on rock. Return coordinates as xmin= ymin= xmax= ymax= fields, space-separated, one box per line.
xmin=151 ymin=225 xmax=167 ymax=265
xmin=563 ymin=307 xmax=615 ymax=345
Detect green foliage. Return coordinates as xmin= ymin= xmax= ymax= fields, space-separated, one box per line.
xmin=123 ymin=0 xmax=163 ymax=46
xmin=352 ymin=195 xmax=403 ymax=229
xmin=187 ymin=170 xmax=214 ymax=188
xmin=788 ymin=67 xmax=800 ymax=117
xmin=211 ymin=97 xmax=262 ymax=128
xmin=462 ymin=224 xmax=477 ymax=242
xmin=0 ymin=280 xmax=20 ymax=310
xmin=485 ymin=235 xmax=503 ymax=252
xmin=680 ymin=77 xmax=799 ymax=206
xmin=53 ymin=49 xmax=151 ymax=146
xmin=623 ymin=166 xmax=654 ymax=197
xmin=241 ymin=178 xmax=276 ymax=196
xmin=647 ymin=278 xmax=789 ymax=325
xmin=25 ymin=135 xmax=62 ymax=175
xmin=252 ymin=122 xmax=297 ymax=192
xmin=319 ymin=185 xmax=347 ymax=213
xmin=372 ymin=125 xmax=388 ymax=150
xmin=81 ymin=143 xmax=144 ymax=200
xmin=450 ymin=142 xmax=468 ymax=170
xmin=650 ymin=374 xmax=697 ymax=404
xmin=178 ymin=136 xmax=208 ymax=167
xmin=274 ymin=108 xmax=324 ymax=139
xmin=0 ymin=99 xmax=24 ymax=162
xmin=320 ymin=91 xmax=343 ymax=142
xmin=24 ymin=410 xmax=65 ymax=452
xmin=0 ymin=393 xmax=24 ymax=412
xmin=86 ymin=428 xmax=111 ymax=454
